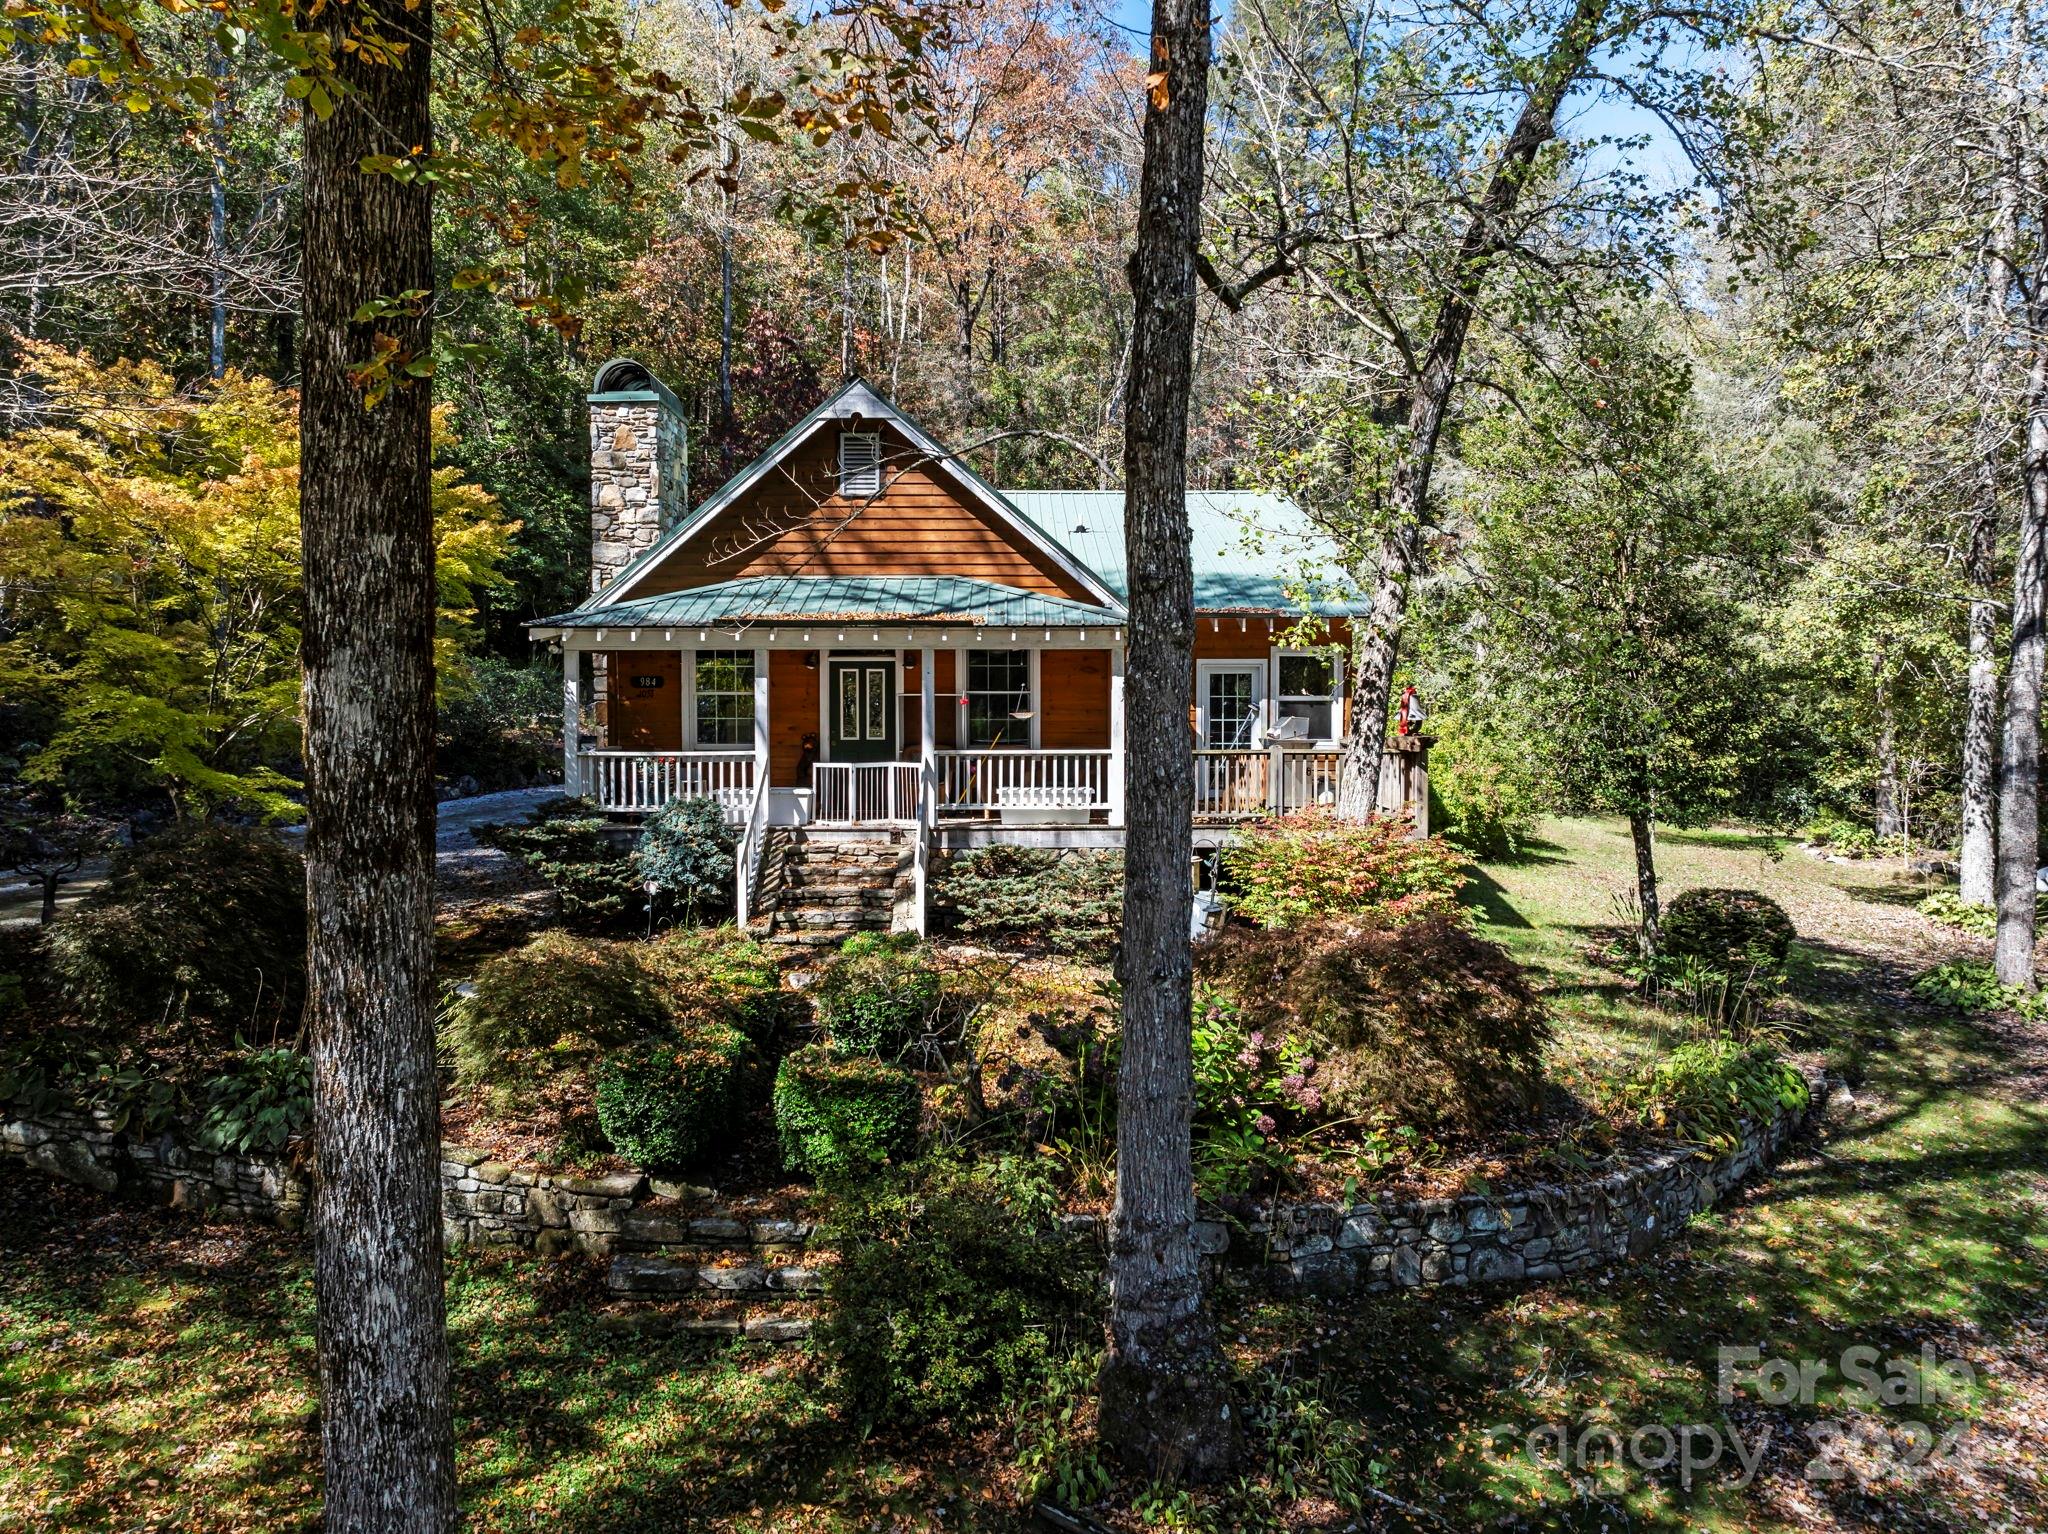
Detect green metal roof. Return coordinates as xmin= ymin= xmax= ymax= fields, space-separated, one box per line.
xmin=536 ymin=575 xmax=1125 ymax=631
xmin=1005 ymin=491 xmax=1368 ymax=614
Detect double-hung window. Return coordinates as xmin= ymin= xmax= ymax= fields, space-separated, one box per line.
xmin=965 ymin=650 xmax=1032 ymax=747
xmin=693 ymin=650 xmax=754 ymax=746
xmin=1275 ymin=651 xmax=1341 ymax=742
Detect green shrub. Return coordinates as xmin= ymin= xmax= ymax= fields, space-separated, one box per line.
xmin=194 ymin=1045 xmax=312 ymax=1157
xmin=1198 ymin=916 xmax=1548 ymax=1134
xmin=45 ymin=824 xmax=306 ymax=1039
xmin=438 ymin=656 xmax=561 ymax=792
xmin=1916 ymin=890 xmax=1998 ymax=938
xmin=1911 ymin=957 xmax=2048 ymax=1020
xmin=773 ymin=1042 xmax=921 ymax=1184
xmin=1800 ymin=812 xmax=1876 ymax=856
xmin=816 ymin=1157 xmax=1093 ymax=1427
xmin=1220 ymin=812 xmax=1468 ymax=930
xmin=1190 ymin=990 xmax=1317 ymax=1197
xmin=474 ymin=798 xmax=637 ymax=926
xmin=641 ymin=925 xmax=782 ymax=1042
xmin=1661 ymin=887 xmax=1795 ymax=976
xmin=1427 ymin=717 xmax=1544 ymax=859
xmin=1614 ymin=1039 xmax=1808 ymax=1149
xmin=810 ymin=932 xmax=941 ymax=1058
xmin=593 ymin=1027 xmax=750 ymax=1167
xmin=634 ymin=796 xmax=736 ymax=922
xmin=444 ymin=931 xmax=668 ymax=1086
xmin=937 ymin=846 xmax=1123 ymax=954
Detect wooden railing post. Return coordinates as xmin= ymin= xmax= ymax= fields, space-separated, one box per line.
xmin=561 ymin=655 xmax=581 ymax=795
xmin=1109 ymin=644 xmax=1126 ymax=827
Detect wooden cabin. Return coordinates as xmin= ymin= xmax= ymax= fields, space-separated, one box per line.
xmin=528 ymin=363 xmax=1427 ymax=938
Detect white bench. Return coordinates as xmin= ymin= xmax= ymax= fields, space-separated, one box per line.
xmin=997 ymin=784 xmax=1096 ymax=825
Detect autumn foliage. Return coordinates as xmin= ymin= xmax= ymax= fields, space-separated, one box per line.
xmin=1219 ymin=812 xmax=1469 ymax=930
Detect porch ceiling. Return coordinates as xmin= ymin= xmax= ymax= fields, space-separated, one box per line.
xmin=531 ymin=574 xmax=1126 ymax=633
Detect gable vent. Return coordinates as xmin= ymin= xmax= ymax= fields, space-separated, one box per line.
xmin=838 ymin=431 xmax=881 ymax=497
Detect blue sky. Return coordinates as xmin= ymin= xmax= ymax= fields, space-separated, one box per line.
xmin=1088 ymin=0 xmax=1698 ymax=191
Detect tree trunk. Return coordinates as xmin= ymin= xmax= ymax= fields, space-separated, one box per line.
xmin=1099 ymin=0 xmax=1236 ymax=1483
xmin=38 ymin=872 xmax=57 ymax=926
xmin=1629 ymin=812 xmax=1660 ymax=960
xmin=1335 ymin=0 xmax=1610 ymax=816
xmin=1873 ymin=649 xmax=1903 ymax=840
xmin=300 ymin=7 xmax=458 ymax=1530
xmin=1998 ymin=315 xmax=2048 ymax=986
xmin=1961 ymin=509 xmax=2000 ymax=905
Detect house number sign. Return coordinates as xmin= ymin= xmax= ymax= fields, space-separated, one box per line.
xmin=631 ymin=674 xmax=666 ymax=689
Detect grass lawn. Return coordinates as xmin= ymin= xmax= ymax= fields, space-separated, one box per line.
xmin=3 ymin=817 xmax=2043 ymax=1532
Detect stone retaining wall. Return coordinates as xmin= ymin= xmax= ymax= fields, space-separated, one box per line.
xmin=3 ymin=1067 xmax=1828 ymax=1314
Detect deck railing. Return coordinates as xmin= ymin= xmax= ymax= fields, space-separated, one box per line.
xmin=733 ymin=773 xmax=772 ymax=925
xmin=812 ymin=761 xmax=921 ymax=825
xmin=936 ymin=749 xmax=1114 ymax=816
xmin=577 ymin=750 xmax=754 ymax=817
xmin=1195 ymin=748 xmax=1346 ymax=819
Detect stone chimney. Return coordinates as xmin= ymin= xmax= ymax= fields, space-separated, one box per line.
xmin=587 ymin=358 xmax=687 ymax=595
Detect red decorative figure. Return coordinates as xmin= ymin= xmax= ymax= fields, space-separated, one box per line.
xmin=1397 ymin=685 xmax=1426 ymax=737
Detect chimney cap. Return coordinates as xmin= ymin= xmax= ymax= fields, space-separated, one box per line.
xmin=589 ymin=357 xmax=680 ymax=411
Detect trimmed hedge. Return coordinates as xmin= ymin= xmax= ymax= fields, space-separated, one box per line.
xmin=1662 ymin=887 xmax=1796 ymax=975
xmin=811 ymin=932 xmax=940 ymax=1058
xmin=594 ymin=1027 xmax=751 ymax=1167
xmin=773 ymin=1043 xmax=921 ymax=1184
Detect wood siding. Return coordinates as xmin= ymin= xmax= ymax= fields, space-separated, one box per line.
xmin=1041 ymin=649 xmax=1112 ymax=749
xmin=769 ymin=650 xmax=819 ymax=786
xmin=632 ymin=425 xmax=1096 ymax=602
xmin=604 ymin=651 xmax=681 ymax=750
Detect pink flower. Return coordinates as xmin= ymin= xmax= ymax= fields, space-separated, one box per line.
xmin=1254 ymin=1114 xmax=1277 ymax=1137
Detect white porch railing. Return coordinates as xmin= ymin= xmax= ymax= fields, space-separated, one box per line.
xmin=734 ymin=773 xmax=772 ymax=925
xmin=812 ymin=761 xmax=921 ymax=825
xmin=936 ymin=749 xmax=1113 ymax=816
xmin=577 ymin=750 xmax=754 ymax=817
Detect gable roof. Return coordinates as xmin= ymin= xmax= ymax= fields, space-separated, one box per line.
xmin=1008 ymin=491 xmax=1368 ymax=614
xmin=578 ymin=379 xmax=1124 ymax=612
xmin=534 ymin=575 xmax=1123 ymax=633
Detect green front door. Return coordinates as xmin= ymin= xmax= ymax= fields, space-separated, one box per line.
xmin=828 ymin=659 xmax=896 ymax=763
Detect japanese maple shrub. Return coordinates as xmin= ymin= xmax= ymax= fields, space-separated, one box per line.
xmin=1220 ymin=811 xmax=1468 ymax=930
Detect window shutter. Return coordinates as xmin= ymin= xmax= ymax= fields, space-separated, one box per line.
xmin=838 ymin=432 xmax=881 ymax=497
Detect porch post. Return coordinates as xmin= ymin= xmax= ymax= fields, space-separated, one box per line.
xmin=1108 ymin=642 xmax=1126 ymax=828
xmin=917 ymin=645 xmax=935 ymax=936
xmin=752 ymin=646 xmax=770 ymax=794
xmin=561 ymin=647 xmax=581 ymax=796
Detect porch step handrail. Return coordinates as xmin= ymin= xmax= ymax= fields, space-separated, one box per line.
xmin=577 ymin=749 xmax=754 ymax=817
xmin=734 ymin=772 xmax=772 ymax=926
xmin=812 ymin=761 xmax=920 ymax=826
xmin=935 ymin=748 xmax=1114 ymax=811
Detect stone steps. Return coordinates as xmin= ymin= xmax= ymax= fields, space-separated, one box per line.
xmin=750 ymin=828 xmax=915 ymax=945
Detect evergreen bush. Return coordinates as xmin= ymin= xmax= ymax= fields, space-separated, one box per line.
xmin=1199 ymin=916 xmax=1548 ymax=1133
xmin=1661 ymin=888 xmax=1796 ymax=976
xmin=1427 ymin=717 xmax=1545 ymax=859
xmin=593 ymin=1027 xmax=750 ymax=1167
xmin=1220 ymin=812 xmax=1468 ymax=930
xmin=473 ymin=798 xmax=637 ymax=926
xmin=937 ymin=846 xmax=1123 ymax=953
xmin=810 ymin=932 xmax=941 ymax=1057
xmin=45 ymin=824 xmax=306 ymax=1039
xmin=816 ymin=1157 xmax=1093 ymax=1427
xmin=772 ymin=1042 xmax=921 ymax=1184
xmin=633 ymin=796 xmax=736 ymax=922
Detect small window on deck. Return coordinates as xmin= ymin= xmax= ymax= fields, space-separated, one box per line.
xmin=1276 ymin=651 xmax=1341 ymax=741
xmin=838 ymin=432 xmax=881 ymax=497
xmin=694 ymin=650 xmax=754 ymax=746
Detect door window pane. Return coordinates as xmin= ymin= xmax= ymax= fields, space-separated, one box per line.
xmin=864 ymin=667 xmax=887 ymax=740
xmin=1205 ymin=669 xmax=1258 ymax=747
xmin=965 ymin=650 xmax=1032 ymax=747
xmin=838 ymin=668 xmax=860 ymax=740
xmin=694 ymin=650 xmax=753 ymax=746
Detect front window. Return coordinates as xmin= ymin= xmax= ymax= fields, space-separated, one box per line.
xmin=1276 ymin=651 xmax=1340 ymax=741
xmin=965 ymin=650 xmax=1031 ymax=747
xmin=694 ymin=650 xmax=754 ymax=745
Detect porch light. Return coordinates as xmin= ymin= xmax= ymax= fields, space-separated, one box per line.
xmin=804 ymin=653 xmax=818 ymax=670
xmin=629 ymin=630 xmax=639 ymax=642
